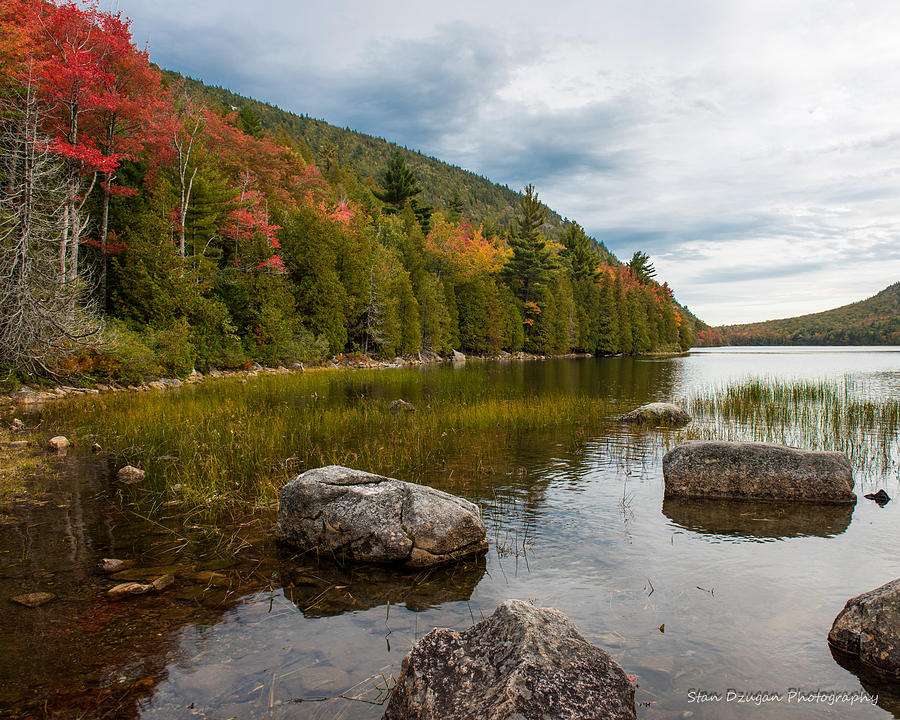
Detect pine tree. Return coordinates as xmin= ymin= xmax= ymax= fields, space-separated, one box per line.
xmin=502 ymin=184 xmax=553 ymax=305
xmin=374 ymin=151 xmax=432 ymax=234
xmin=238 ymin=104 xmax=263 ymax=138
xmin=627 ymin=250 xmax=656 ymax=284
xmin=560 ymin=221 xmax=599 ymax=281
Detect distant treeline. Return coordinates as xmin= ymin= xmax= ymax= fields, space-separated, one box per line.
xmin=0 ymin=1 xmax=695 ymax=383
xmin=700 ymin=282 xmax=900 ymax=346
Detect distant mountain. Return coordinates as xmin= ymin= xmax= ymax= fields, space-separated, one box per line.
xmin=164 ymin=71 xmax=619 ymax=266
xmin=702 ymin=282 xmax=900 ymax=346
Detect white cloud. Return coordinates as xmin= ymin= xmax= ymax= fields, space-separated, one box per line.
xmin=116 ymin=0 xmax=900 ymax=325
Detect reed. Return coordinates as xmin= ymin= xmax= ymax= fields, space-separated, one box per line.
xmin=45 ymin=367 xmax=622 ymax=512
xmin=680 ymin=376 xmax=900 ymax=477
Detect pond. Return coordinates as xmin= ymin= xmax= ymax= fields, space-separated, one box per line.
xmin=3 ymin=347 xmax=900 ymax=719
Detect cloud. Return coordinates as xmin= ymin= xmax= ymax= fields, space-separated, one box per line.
xmin=113 ymin=0 xmax=900 ymax=325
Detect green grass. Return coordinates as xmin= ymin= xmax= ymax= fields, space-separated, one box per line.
xmin=45 ymin=367 xmax=622 ymax=512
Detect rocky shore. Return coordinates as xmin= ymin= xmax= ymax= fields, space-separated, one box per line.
xmin=1 ymin=350 xmax=598 ymax=409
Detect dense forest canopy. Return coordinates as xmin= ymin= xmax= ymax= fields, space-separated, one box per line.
xmin=0 ymin=0 xmax=697 ymax=382
xmin=699 ymin=282 xmax=900 ymax=346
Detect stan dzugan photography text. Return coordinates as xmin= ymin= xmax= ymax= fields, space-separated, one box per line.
xmin=687 ymin=689 xmax=878 ymax=707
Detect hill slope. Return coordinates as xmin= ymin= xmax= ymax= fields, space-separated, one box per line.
xmin=166 ymin=72 xmax=619 ymax=266
xmin=706 ymin=282 xmax=900 ymax=346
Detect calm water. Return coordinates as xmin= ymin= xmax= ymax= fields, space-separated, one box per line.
xmin=3 ymin=347 xmax=900 ymax=719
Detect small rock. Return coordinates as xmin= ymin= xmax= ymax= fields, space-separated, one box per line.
xmin=117 ymin=465 xmax=145 ymax=484
xmin=150 ymin=574 xmax=175 ymax=592
xmin=384 ymin=599 xmax=636 ymax=720
xmin=109 ymin=564 xmax=193 ymax=581
xmin=6 ymin=440 xmax=28 ymax=450
xmin=619 ymin=402 xmax=690 ymax=426
xmin=107 ymin=582 xmax=151 ymax=600
xmin=91 ymin=443 xmax=102 ymax=453
xmin=11 ymin=592 xmax=56 ymax=608
xmin=864 ymin=489 xmax=891 ymax=506
xmin=595 ymin=631 xmax=627 ymax=648
xmin=98 ymin=558 xmax=134 ymax=574
xmin=388 ymin=399 xmax=416 ymax=413
xmin=191 ymin=571 xmax=228 ymax=587
xmin=451 ymin=349 xmax=466 ymax=363
xmin=47 ymin=436 xmax=69 ymax=452
xmin=9 ymin=418 xmax=24 ymax=432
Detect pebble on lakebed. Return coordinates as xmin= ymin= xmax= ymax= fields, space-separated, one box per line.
xmin=10 ymin=592 xmax=56 ymax=608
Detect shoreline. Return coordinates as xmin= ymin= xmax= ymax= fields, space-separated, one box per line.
xmin=1 ymin=349 xmax=688 ymax=410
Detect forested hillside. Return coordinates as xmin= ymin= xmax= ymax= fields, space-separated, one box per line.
xmin=0 ymin=0 xmax=696 ymax=384
xmin=167 ymin=72 xmax=622 ymax=263
xmin=701 ymin=283 xmax=900 ymax=346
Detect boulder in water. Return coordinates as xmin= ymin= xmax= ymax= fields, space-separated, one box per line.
xmin=277 ymin=466 xmax=488 ymax=568
xmin=663 ymin=441 xmax=855 ymax=503
xmin=619 ymin=402 xmax=690 ymax=426
xmin=383 ymin=599 xmax=636 ymax=720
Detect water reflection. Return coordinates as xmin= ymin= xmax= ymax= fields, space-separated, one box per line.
xmin=278 ymin=552 xmax=487 ymax=617
xmin=6 ymin=352 xmax=900 ymax=720
xmin=663 ymin=497 xmax=855 ymax=540
xmin=830 ymin=645 xmax=900 ymax=716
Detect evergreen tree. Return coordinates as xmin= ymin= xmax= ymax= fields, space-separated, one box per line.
xmin=374 ymin=151 xmax=432 ymax=234
xmin=627 ymin=250 xmax=656 ymax=284
xmin=560 ymin=221 xmax=599 ymax=281
xmin=238 ymin=104 xmax=263 ymax=138
xmin=502 ymin=184 xmax=554 ymax=305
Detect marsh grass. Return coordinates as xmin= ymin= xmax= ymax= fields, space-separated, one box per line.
xmin=46 ymin=368 xmax=623 ymax=514
xmin=679 ymin=376 xmax=900 ymax=477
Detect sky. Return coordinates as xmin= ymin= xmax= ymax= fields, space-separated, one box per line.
xmin=112 ymin=0 xmax=900 ymax=325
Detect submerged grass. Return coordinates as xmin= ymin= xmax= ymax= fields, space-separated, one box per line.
xmin=680 ymin=376 xmax=900 ymax=477
xmin=45 ymin=367 xmax=623 ymax=513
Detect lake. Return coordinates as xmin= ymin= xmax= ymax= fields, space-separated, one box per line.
xmin=3 ymin=347 xmax=900 ymax=719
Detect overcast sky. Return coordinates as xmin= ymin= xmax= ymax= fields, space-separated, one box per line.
xmin=114 ymin=0 xmax=900 ymax=325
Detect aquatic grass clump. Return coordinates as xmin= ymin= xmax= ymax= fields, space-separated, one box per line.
xmin=44 ymin=367 xmax=623 ymax=512
xmin=680 ymin=376 xmax=900 ymax=477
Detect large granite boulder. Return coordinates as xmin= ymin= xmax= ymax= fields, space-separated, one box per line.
xmin=383 ymin=599 xmax=636 ymax=720
xmin=276 ymin=466 xmax=488 ymax=568
xmin=619 ymin=402 xmax=690 ymax=426
xmin=663 ymin=441 xmax=855 ymax=503
xmin=829 ymin=578 xmax=900 ymax=676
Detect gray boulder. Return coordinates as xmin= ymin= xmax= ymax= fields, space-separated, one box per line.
xmin=619 ymin=402 xmax=690 ymax=426
xmin=383 ymin=599 xmax=636 ymax=720
xmin=451 ymin=349 xmax=466 ymax=363
xmin=663 ymin=441 xmax=855 ymax=503
xmin=829 ymin=578 xmax=900 ymax=676
xmin=277 ymin=466 xmax=488 ymax=568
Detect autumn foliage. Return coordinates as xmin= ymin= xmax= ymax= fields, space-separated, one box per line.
xmin=0 ymin=0 xmax=694 ymax=379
